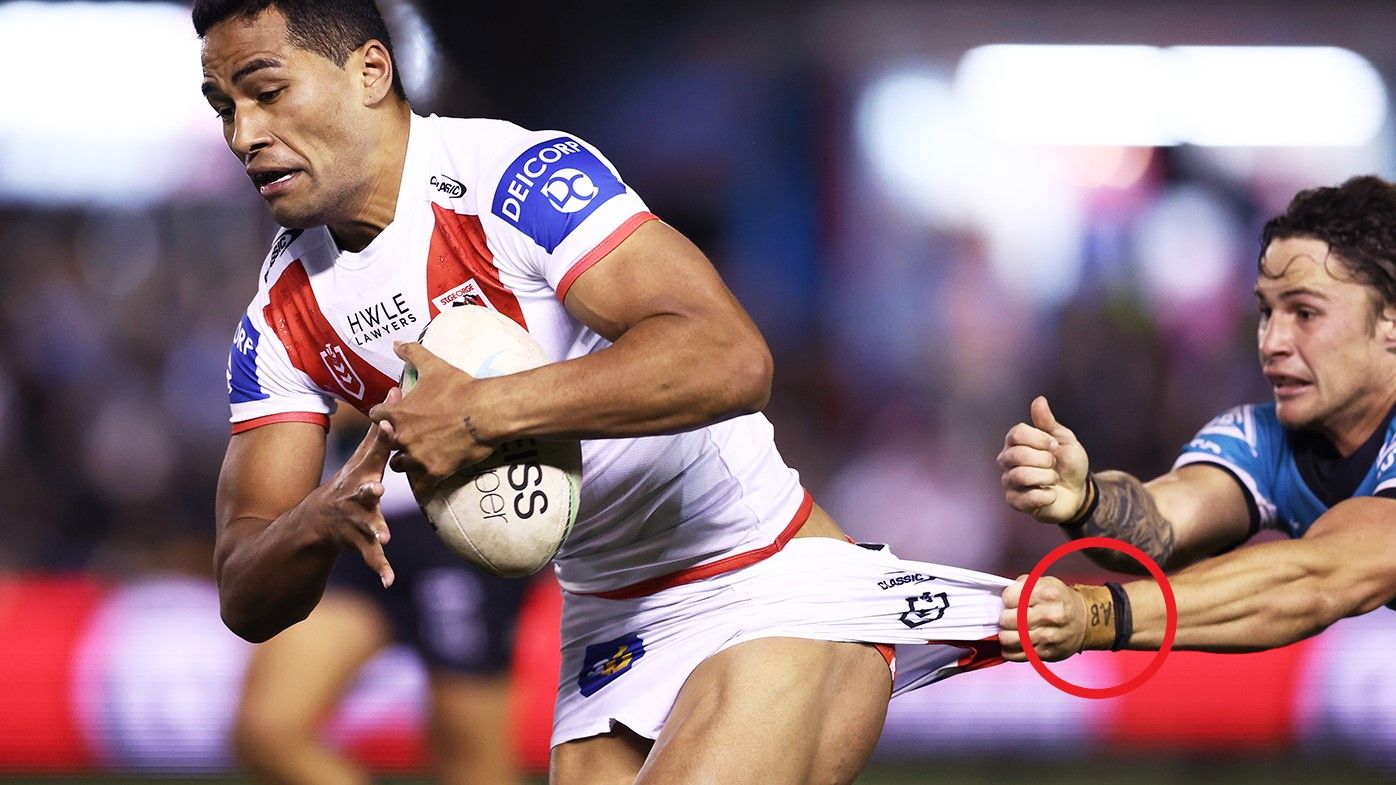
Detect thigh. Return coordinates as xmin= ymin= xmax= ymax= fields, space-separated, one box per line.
xmin=238 ymin=589 xmax=394 ymax=730
xmin=636 ymin=637 xmax=892 ymax=785
xmin=550 ymin=724 xmax=653 ymax=785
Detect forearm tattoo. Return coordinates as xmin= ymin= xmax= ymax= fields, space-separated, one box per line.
xmin=1066 ymin=470 xmax=1176 ymax=574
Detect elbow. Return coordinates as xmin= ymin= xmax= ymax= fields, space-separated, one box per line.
xmin=221 ymin=603 xmax=276 ymax=644
xmin=219 ymin=587 xmax=302 ymax=643
xmin=725 ymin=336 xmax=773 ymax=414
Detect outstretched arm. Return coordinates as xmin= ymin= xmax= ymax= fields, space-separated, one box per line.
xmin=1121 ymin=496 xmax=1396 ymax=651
xmin=1001 ymin=496 xmax=1396 ymax=659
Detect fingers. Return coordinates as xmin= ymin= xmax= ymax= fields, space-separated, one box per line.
xmin=1002 ymin=422 xmax=1057 ymax=453
xmin=1002 ymin=466 xmax=1060 ymax=491
xmin=368 ymin=386 xmax=403 ymax=426
xmin=348 ymin=421 xmax=394 ymax=474
xmin=393 ymin=340 xmax=442 ymax=368
xmin=998 ymin=444 xmax=1056 ymax=470
xmin=997 ymin=576 xmax=1080 ymax=662
xmin=349 ymin=480 xmax=385 ymax=509
xmin=339 ymin=505 xmax=395 ymax=587
xmin=355 ymin=531 xmax=396 ymax=588
xmin=1001 ymin=575 xmax=1027 ymax=608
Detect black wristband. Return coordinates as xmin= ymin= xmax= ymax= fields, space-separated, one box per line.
xmin=1104 ymin=582 xmax=1132 ymax=651
xmin=1061 ymin=474 xmax=1100 ymax=528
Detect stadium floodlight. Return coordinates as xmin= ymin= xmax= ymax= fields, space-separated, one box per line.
xmin=0 ymin=1 xmax=227 ymax=206
xmin=953 ymin=44 xmax=1388 ymax=148
xmin=0 ymin=0 xmax=441 ymax=207
xmin=956 ymin=45 xmax=1176 ymax=147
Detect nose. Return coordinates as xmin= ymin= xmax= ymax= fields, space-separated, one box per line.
xmin=1259 ymin=313 xmax=1292 ymax=361
xmin=229 ymin=106 xmax=272 ymax=161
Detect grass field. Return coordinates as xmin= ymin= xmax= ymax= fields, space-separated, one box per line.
xmin=2 ymin=755 xmax=1391 ymax=785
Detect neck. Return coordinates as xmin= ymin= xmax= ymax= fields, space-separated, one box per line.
xmin=329 ymin=105 xmax=412 ymax=252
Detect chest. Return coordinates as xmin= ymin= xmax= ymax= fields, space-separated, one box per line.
xmin=262 ymin=207 xmax=574 ymax=413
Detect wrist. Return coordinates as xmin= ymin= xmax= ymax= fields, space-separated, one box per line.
xmin=1072 ymin=582 xmax=1133 ymax=651
xmin=456 ymin=374 xmax=511 ymax=447
xmin=1060 ymin=473 xmax=1099 ymax=527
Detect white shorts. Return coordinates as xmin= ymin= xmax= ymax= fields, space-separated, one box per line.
xmin=551 ymin=537 xmax=1011 ymax=747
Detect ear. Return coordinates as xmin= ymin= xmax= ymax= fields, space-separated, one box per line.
xmin=357 ymin=39 xmax=397 ymax=106
xmin=1379 ymin=304 xmax=1396 ymax=352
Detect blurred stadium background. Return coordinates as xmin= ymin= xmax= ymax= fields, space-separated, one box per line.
xmin=3 ymin=0 xmax=1396 ymax=782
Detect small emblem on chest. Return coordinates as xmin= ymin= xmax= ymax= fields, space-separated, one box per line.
xmin=319 ymin=343 xmax=366 ymax=399
xmin=434 ymin=278 xmax=496 ymax=311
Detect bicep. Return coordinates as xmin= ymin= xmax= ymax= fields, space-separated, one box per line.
xmin=1145 ymin=463 xmax=1255 ymax=566
xmin=561 ymin=219 xmax=762 ymax=342
xmin=215 ymin=422 xmax=327 ymax=529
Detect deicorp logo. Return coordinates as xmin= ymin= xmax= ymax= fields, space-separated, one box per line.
xmin=492 ymin=136 xmax=625 ymax=252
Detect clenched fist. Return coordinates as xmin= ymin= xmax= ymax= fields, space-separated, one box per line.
xmin=999 ymin=396 xmax=1091 ymax=524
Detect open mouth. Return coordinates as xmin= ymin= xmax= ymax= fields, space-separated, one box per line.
xmin=1267 ymin=374 xmax=1312 ymax=396
xmin=249 ymin=169 xmax=299 ymax=195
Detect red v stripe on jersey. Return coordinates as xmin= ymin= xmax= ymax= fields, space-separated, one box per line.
xmin=264 ymin=260 xmax=397 ymax=414
xmin=426 ymin=204 xmax=527 ymax=329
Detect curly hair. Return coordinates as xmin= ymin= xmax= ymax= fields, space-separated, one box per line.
xmin=1260 ymin=175 xmax=1396 ymax=314
xmin=192 ymin=0 xmax=406 ymax=101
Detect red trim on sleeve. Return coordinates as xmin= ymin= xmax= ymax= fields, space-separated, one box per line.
xmin=555 ymin=212 xmax=659 ymax=303
xmin=588 ymin=489 xmax=813 ymax=600
xmin=231 ymin=412 xmax=331 ymax=435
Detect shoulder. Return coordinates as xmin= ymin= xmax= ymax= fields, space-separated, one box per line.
xmin=426 ymin=115 xmax=536 ymax=180
xmin=1192 ymin=402 xmax=1279 ymax=455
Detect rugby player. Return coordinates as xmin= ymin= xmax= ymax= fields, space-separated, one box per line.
xmin=997 ymin=176 xmax=1396 ymax=660
xmin=197 ymin=1 xmax=1008 ymax=782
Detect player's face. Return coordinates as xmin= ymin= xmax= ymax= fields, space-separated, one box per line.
xmin=200 ymin=8 xmax=373 ymax=228
xmin=1256 ymin=236 xmax=1396 ymax=437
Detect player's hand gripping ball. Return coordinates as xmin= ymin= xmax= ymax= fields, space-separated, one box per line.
xmin=399 ymin=306 xmax=582 ymax=576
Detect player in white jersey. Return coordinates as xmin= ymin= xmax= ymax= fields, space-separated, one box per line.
xmin=195 ymin=1 xmax=1009 ymax=782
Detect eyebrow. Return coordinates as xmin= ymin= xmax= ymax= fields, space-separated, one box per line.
xmin=1254 ymin=286 xmax=1330 ymax=302
xmin=200 ymin=57 xmax=284 ymax=96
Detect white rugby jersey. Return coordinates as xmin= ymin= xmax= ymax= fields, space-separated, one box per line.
xmin=226 ymin=113 xmax=805 ymax=594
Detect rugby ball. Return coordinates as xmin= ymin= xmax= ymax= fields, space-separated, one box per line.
xmin=400 ymin=306 xmax=582 ymax=577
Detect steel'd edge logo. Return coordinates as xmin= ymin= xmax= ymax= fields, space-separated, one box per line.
xmin=430 ymin=174 xmax=466 ymax=198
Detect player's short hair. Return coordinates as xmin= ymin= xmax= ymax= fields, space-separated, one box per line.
xmin=192 ymin=0 xmax=407 ymax=101
xmin=1260 ymin=175 xmax=1396 ymax=314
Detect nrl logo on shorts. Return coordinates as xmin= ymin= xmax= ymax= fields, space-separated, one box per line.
xmin=899 ymin=591 xmax=950 ymax=628
xmin=577 ymin=633 xmax=645 ymax=697
xmin=430 ymin=174 xmax=466 ymax=198
xmin=320 ymin=343 xmax=365 ymax=400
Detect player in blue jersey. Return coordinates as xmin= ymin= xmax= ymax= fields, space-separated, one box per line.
xmin=997 ymin=176 xmax=1396 ymax=659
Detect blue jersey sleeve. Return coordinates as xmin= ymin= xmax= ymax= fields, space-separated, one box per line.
xmin=1374 ymin=426 xmax=1396 ymax=498
xmin=1172 ymin=404 xmax=1280 ymax=531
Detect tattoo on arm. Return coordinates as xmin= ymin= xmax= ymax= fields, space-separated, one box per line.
xmin=1066 ymin=470 xmax=1176 ymax=574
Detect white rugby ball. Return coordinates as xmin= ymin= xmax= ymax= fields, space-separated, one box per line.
xmin=400 ymin=305 xmax=582 ymax=577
